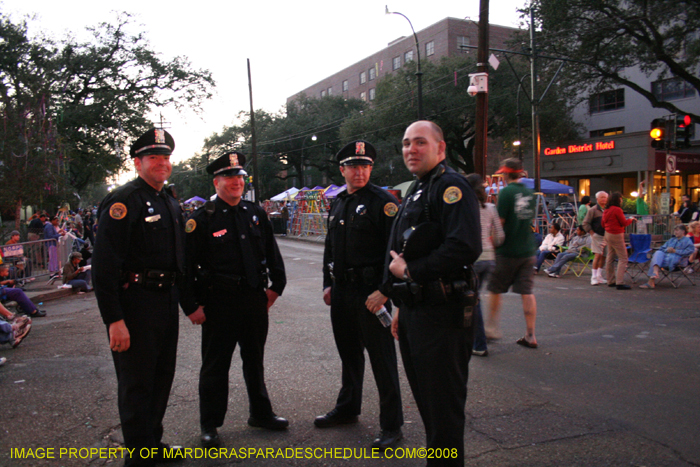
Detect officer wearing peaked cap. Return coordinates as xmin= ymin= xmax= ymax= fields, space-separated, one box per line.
xmin=316 ymin=140 xmax=404 ymax=450
xmin=181 ymin=151 xmax=288 ymax=448
xmin=92 ymin=128 xmax=185 ymax=466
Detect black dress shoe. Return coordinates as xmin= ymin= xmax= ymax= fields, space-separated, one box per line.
xmin=156 ymin=443 xmax=184 ymax=462
xmin=371 ymin=429 xmax=403 ymax=450
xmin=314 ymin=408 xmax=359 ymax=428
xmin=607 ymin=282 xmax=617 ymax=287
xmin=616 ymin=284 xmax=631 ymax=290
xmin=201 ymin=427 xmax=221 ymax=448
xmin=248 ymin=415 xmax=289 ymax=431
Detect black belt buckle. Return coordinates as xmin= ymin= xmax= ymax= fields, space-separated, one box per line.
xmin=212 ymin=274 xmax=243 ymax=289
xmin=142 ymin=269 xmax=176 ymax=290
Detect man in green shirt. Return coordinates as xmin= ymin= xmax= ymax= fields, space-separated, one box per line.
xmin=486 ymin=158 xmax=539 ymax=349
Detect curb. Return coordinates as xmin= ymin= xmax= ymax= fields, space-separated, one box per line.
xmin=29 ymin=288 xmax=75 ymax=303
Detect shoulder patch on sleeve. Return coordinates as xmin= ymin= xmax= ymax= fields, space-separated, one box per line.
xmin=443 ymin=186 xmax=463 ymax=204
xmin=384 ymin=202 xmax=398 ymax=217
xmin=109 ymin=203 xmax=128 ymax=220
xmin=185 ymin=219 xmax=197 ymax=233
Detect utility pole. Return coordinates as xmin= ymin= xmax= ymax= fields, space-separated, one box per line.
xmin=474 ymin=0 xmax=490 ymax=177
xmin=530 ymin=9 xmax=541 ymax=193
xmin=247 ymin=59 xmax=260 ymax=203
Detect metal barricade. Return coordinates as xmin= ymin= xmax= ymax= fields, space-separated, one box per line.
xmin=626 ymin=214 xmax=682 ymax=244
xmin=1 ymin=238 xmax=70 ymax=281
xmin=298 ymin=213 xmax=327 ymax=237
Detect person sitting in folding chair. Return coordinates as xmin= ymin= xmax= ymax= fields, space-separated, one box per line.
xmin=534 ymin=222 xmax=565 ymax=274
xmin=640 ymin=225 xmax=695 ymax=289
xmin=545 ymin=225 xmax=591 ymax=278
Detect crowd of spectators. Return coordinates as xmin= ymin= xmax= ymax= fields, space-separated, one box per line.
xmin=2 ymin=207 xmax=98 ymax=368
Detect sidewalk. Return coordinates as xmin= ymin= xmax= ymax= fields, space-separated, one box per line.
xmin=20 ymin=275 xmax=75 ymax=304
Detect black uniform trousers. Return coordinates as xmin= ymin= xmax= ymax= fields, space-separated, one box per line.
xmin=330 ymin=281 xmax=403 ymax=431
xmin=398 ymin=301 xmax=472 ymax=467
xmin=199 ymin=286 xmax=274 ymax=429
xmin=110 ymin=284 xmax=179 ymax=467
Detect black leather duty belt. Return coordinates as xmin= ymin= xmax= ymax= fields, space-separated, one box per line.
xmin=124 ymin=269 xmax=178 ymax=290
xmin=334 ymin=266 xmax=383 ymax=284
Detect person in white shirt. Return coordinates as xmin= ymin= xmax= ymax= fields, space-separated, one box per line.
xmin=534 ymin=223 xmax=565 ymax=273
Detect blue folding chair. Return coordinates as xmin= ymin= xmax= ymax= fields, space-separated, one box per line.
xmin=626 ymin=234 xmax=652 ymax=283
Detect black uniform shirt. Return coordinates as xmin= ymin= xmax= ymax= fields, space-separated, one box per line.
xmin=323 ymin=183 xmax=399 ymax=289
xmin=182 ymin=196 xmax=286 ymax=314
xmin=93 ymin=176 xmax=185 ymax=325
xmin=386 ymin=162 xmax=482 ymax=286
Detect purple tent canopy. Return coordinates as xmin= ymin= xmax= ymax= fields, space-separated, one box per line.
xmin=184 ymin=196 xmax=207 ymax=204
xmin=324 ymin=184 xmax=347 ymax=198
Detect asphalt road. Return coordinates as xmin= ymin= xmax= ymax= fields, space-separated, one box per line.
xmin=1 ymin=237 xmax=698 ymax=467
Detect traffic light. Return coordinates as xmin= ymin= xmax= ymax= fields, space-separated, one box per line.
xmin=675 ymin=115 xmax=692 ymax=149
xmin=650 ymin=118 xmax=666 ymax=149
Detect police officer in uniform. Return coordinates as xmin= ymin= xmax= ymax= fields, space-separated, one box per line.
xmin=93 ymin=128 xmax=185 ymax=466
xmin=181 ymin=152 xmax=287 ymax=448
xmin=386 ymin=121 xmax=481 ymax=466
xmin=315 ymin=141 xmax=403 ymax=450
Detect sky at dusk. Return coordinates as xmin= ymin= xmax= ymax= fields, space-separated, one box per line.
xmin=1 ymin=0 xmax=528 ymax=170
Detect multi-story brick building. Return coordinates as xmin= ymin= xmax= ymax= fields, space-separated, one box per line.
xmin=287 ymin=17 xmax=517 ymax=104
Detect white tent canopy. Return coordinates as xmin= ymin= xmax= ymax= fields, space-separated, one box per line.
xmin=270 ymin=187 xmax=300 ymax=202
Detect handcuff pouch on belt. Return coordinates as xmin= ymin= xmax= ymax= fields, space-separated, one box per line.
xmin=124 ymin=269 xmax=177 ymax=290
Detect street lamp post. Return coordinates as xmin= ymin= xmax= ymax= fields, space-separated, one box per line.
xmin=515 ymin=74 xmax=529 ymax=161
xmin=386 ymin=6 xmax=424 ymax=120
xmin=300 ymin=134 xmax=317 ymax=187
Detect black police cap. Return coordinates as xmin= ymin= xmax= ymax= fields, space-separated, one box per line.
xmin=129 ymin=128 xmax=175 ymax=158
xmin=336 ymin=140 xmax=376 ymax=166
xmin=206 ymin=151 xmax=248 ymax=176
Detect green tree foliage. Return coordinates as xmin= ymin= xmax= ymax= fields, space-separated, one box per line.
xmin=0 ymin=12 xmax=214 ymax=221
xmin=200 ymin=56 xmax=579 ymax=200
xmin=528 ymin=0 xmax=700 ymax=120
xmin=199 ymin=96 xmax=368 ymax=200
xmin=340 ymin=56 xmax=579 ymax=184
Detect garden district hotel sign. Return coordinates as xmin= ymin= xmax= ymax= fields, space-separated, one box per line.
xmin=544 ymin=141 xmax=615 ymax=156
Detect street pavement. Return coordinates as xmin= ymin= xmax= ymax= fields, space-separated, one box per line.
xmin=1 ymin=237 xmax=698 ymax=467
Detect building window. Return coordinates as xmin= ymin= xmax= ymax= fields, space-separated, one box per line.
xmin=327 ymin=87 xmax=332 ymax=96
xmin=360 ymin=91 xmax=366 ymax=101
xmin=392 ymin=56 xmax=401 ymax=70
xmin=557 ymin=180 xmax=569 ymax=186
xmin=589 ymin=89 xmax=624 ymax=113
xmin=404 ymin=50 xmax=413 ymax=62
xmin=623 ymin=177 xmax=637 ymax=199
xmin=652 ymin=77 xmax=696 ymax=101
xmin=578 ymin=179 xmax=590 ymax=197
xmin=320 ymin=90 xmax=326 ymax=98
xmin=590 ymin=127 xmax=624 ymax=138
xmin=457 ymin=36 xmax=470 ymax=53
xmin=342 ymin=80 xmax=348 ymax=92
xmin=369 ymin=67 xmax=376 ymax=81
xmin=426 ymin=41 xmax=435 ymax=56
xmin=360 ymin=71 xmax=367 ymax=85
xmin=369 ymin=88 xmax=376 ymax=101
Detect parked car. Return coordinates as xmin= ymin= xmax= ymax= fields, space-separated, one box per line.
xmin=553 ymin=202 xmax=576 ymax=216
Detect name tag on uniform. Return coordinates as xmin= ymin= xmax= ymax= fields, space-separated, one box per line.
xmin=213 ymin=229 xmax=227 ymax=237
xmin=145 ymin=214 xmax=161 ymax=223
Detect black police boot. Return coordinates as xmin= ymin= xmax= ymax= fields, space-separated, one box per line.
xmin=314 ymin=408 xmax=359 ymax=428
xmin=372 ymin=429 xmax=403 ymax=450
xmin=200 ymin=427 xmax=221 ymax=448
xmin=247 ymin=415 xmax=289 ymax=431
